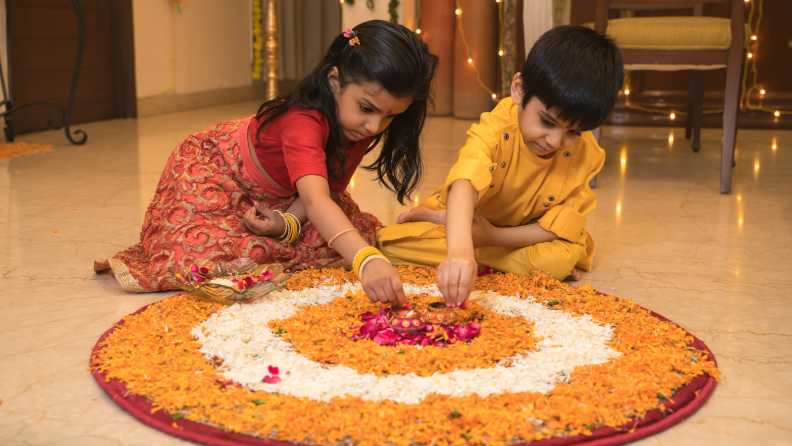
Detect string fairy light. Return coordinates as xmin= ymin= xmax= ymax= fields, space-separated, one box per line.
xmin=740 ymin=0 xmax=791 ymax=118
xmin=622 ymin=69 xmax=722 ymax=119
xmin=413 ymin=0 xmax=508 ymax=101
xmin=497 ymin=0 xmax=505 ymax=97
xmin=454 ymin=0 xmax=498 ymax=101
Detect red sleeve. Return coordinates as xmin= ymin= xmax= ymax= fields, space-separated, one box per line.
xmin=280 ymin=109 xmax=330 ymax=189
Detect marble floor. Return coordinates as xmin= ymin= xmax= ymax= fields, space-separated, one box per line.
xmin=1 ymin=100 xmax=790 ymax=446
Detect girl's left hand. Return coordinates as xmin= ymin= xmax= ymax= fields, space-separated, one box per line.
xmin=360 ymin=259 xmax=407 ymax=307
xmin=243 ymin=203 xmax=286 ymax=236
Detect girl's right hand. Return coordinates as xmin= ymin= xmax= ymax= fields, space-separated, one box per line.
xmin=360 ymin=259 xmax=407 ymax=307
xmin=437 ymin=252 xmax=477 ymax=308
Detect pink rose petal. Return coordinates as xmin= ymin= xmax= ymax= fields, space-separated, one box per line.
xmin=268 ymin=365 xmax=279 ymax=375
xmin=262 ymin=375 xmax=281 ymax=384
xmin=348 ymin=304 xmax=481 ymax=349
xmin=373 ymin=329 xmax=400 ymax=345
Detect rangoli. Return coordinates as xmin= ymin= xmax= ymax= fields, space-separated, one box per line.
xmin=91 ymin=266 xmax=719 ymax=446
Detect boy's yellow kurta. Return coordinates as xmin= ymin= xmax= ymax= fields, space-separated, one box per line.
xmin=377 ymin=98 xmax=605 ymax=279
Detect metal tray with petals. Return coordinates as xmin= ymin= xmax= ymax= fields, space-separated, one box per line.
xmin=168 ymin=258 xmax=291 ymax=306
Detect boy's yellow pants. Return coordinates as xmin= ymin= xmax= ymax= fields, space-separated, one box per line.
xmin=377 ymin=222 xmax=590 ymax=280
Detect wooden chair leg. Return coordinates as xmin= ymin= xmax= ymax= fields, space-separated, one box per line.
xmin=689 ymin=70 xmax=705 ymax=152
xmin=685 ymin=74 xmax=695 ymax=140
xmin=720 ymin=0 xmax=744 ymax=194
xmin=589 ymin=126 xmax=601 ymax=188
xmin=721 ymin=61 xmax=741 ymax=194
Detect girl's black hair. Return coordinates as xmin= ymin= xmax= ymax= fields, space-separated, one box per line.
xmin=255 ymin=20 xmax=439 ymax=204
xmin=519 ymin=25 xmax=624 ymax=131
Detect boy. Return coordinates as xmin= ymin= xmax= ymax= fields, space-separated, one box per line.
xmin=376 ymin=25 xmax=624 ymax=306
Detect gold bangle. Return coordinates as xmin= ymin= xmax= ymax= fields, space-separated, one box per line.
xmin=358 ymin=254 xmax=391 ymax=281
xmin=287 ymin=215 xmax=298 ymax=244
xmin=327 ymin=228 xmax=358 ymax=248
xmin=353 ymin=246 xmax=381 ymax=279
xmin=285 ymin=213 xmax=301 ymax=244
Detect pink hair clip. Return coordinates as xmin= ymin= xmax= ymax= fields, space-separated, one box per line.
xmin=343 ymin=27 xmax=360 ymax=46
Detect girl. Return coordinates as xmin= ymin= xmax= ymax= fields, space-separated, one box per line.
xmin=95 ymin=20 xmax=439 ymax=307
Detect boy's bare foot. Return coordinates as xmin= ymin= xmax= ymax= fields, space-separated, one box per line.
xmin=396 ymin=206 xmax=446 ymax=225
xmin=564 ymin=268 xmax=581 ymax=281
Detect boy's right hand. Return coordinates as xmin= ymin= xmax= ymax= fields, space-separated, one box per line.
xmin=361 ymin=259 xmax=407 ymax=308
xmin=437 ymin=251 xmax=477 ymax=308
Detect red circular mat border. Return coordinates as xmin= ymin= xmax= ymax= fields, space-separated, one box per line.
xmin=91 ymin=297 xmax=717 ymax=446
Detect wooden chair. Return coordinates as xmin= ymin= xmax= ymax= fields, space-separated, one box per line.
xmin=592 ymin=0 xmax=745 ymax=193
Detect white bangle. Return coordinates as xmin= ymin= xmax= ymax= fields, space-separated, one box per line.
xmin=358 ymin=255 xmax=391 ymax=281
xmin=274 ymin=210 xmax=289 ymax=241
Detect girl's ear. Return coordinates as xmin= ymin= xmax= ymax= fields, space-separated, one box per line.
xmin=510 ymin=73 xmax=523 ymax=105
xmin=327 ymin=67 xmax=340 ymax=95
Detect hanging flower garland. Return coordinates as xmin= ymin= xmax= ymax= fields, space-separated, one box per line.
xmin=252 ymin=0 xmax=264 ymax=81
xmin=388 ymin=0 xmax=400 ymax=23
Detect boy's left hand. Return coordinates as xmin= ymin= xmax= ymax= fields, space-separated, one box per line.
xmin=471 ymin=212 xmax=495 ymax=248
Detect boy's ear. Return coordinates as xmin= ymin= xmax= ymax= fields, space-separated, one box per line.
xmin=510 ymin=73 xmax=523 ymax=105
xmin=327 ymin=67 xmax=340 ymax=94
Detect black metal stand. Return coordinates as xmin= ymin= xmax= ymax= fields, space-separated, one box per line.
xmin=0 ymin=0 xmax=88 ymax=145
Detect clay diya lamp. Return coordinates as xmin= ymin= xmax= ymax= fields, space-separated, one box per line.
xmin=389 ymin=308 xmax=427 ymax=333
xmin=421 ymin=302 xmax=458 ymax=325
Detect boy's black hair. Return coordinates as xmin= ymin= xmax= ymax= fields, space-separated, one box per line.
xmin=255 ymin=20 xmax=439 ymax=204
xmin=519 ymin=25 xmax=623 ymax=131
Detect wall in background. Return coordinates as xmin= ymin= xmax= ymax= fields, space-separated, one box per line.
xmin=341 ymin=0 xmax=416 ymax=31
xmin=133 ymin=0 xmax=252 ymax=98
xmin=133 ymin=0 xmax=259 ymax=117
